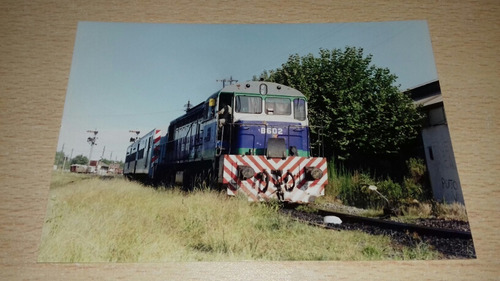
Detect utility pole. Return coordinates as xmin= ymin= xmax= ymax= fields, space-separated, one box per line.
xmin=62 ymin=148 xmax=73 ymax=172
xmin=87 ymin=130 xmax=98 ymax=165
xmin=217 ymin=76 xmax=238 ymax=88
xmin=101 ymin=145 xmax=106 ymax=160
xmin=60 ymin=143 xmax=65 ymax=170
xmin=68 ymin=149 xmax=73 ymax=169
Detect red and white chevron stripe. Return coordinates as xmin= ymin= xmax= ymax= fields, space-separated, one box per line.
xmin=222 ymin=155 xmax=327 ymax=203
xmin=151 ymin=129 xmax=161 ymax=165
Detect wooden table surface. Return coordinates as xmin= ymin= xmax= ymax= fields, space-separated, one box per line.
xmin=1 ymin=1 xmax=499 ymax=280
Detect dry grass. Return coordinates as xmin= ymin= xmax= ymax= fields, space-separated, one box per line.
xmin=399 ymin=202 xmax=469 ymax=221
xmin=401 ymin=203 xmax=433 ymax=218
xmin=38 ymin=172 xmax=440 ymax=262
xmin=433 ymin=202 xmax=469 ymax=221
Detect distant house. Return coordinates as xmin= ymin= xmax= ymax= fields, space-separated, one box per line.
xmin=89 ymin=160 xmax=109 ymax=175
xmin=69 ymin=161 xmax=121 ymax=175
xmin=108 ymin=163 xmax=123 ymax=175
xmin=70 ymin=164 xmax=88 ymax=173
xmin=408 ymin=80 xmax=464 ymax=204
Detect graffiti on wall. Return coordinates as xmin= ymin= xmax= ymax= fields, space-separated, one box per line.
xmin=441 ymin=177 xmax=459 ymax=191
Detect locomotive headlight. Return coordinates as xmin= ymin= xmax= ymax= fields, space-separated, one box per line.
xmin=306 ymin=167 xmax=323 ymax=180
xmin=259 ymin=83 xmax=268 ymax=95
xmin=238 ymin=165 xmax=255 ymax=180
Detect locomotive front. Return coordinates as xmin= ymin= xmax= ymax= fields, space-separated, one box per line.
xmin=216 ymin=81 xmax=327 ymax=203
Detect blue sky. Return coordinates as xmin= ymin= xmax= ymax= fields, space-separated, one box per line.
xmin=57 ymin=21 xmax=438 ymax=162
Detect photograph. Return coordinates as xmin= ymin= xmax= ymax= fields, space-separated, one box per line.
xmin=38 ymin=21 xmax=475 ymax=262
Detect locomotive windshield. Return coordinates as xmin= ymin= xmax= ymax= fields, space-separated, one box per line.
xmin=233 ymin=94 xmax=307 ymax=121
xmin=265 ymin=97 xmax=291 ymax=115
xmin=235 ymin=95 xmax=262 ymax=114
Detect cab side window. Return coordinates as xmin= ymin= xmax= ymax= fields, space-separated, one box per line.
xmin=293 ymin=98 xmax=306 ymax=121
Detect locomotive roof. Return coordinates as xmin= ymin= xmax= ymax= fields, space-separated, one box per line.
xmin=169 ymin=82 xmax=305 ymax=128
xmin=169 ymin=101 xmax=204 ymax=127
xmin=219 ymin=81 xmax=305 ymax=97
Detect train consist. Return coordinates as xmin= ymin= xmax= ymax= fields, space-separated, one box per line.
xmin=124 ymin=81 xmax=327 ymax=203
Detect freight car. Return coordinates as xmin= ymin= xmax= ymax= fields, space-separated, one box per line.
xmin=124 ymin=81 xmax=327 ymax=203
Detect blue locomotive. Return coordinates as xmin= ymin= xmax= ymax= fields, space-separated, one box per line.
xmin=124 ymin=81 xmax=327 ymax=203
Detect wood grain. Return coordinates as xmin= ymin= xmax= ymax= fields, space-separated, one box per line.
xmin=1 ymin=0 xmax=498 ymax=279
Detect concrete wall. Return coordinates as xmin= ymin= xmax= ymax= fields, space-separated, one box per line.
xmin=422 ymin=124 xmax=464 ymax=204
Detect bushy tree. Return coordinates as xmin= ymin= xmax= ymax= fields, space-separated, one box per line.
xmin=259 ymin=47 xmax=424 ymax=160
xmin=71 ymin=155 xmax=89 ymax=165
xmin=100 ymin=158 xmax=112 ymax=165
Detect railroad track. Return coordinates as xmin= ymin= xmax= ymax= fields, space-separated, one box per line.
xmin=313 ymin=208 xmax=473 ymax=240
xmin=281 ymin=206 xmax=476 ymax=259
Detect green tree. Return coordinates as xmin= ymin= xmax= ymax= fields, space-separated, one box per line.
xmin=260 ymin=47 xmax=424 ymax=160
xmin=54 ymin=151 xmax=65 ymax=168
xmin=71 ymin=155 xmax=89 ymax=165
xmin=100 ymin=158 xmax=111 ymax=165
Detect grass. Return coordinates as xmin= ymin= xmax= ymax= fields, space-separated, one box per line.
xmin=321 ymin=160 xmax=469 ymax=222
xmin=434 ymin=202 xmax=469 ymax=221
xmin=38 ymin=172 xmax=441 ymax=262
xmin=398 ymin=201 xmax=469 ymax=222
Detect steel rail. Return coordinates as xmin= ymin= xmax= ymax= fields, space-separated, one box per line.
xmin=312 ymin=207 xmax=472 ymax=240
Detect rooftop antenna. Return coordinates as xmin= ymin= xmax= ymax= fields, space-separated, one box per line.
xmin=217 ymin=76 xmax=238 ymax=88
xmin=184 ymin=100 xmax=192 ymax=112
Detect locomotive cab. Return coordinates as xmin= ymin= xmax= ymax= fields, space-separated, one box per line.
xmin=214 ymin=82 xmax=310 ymax=159
xmin=214 ymin=81 xmax=327 ymax=203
